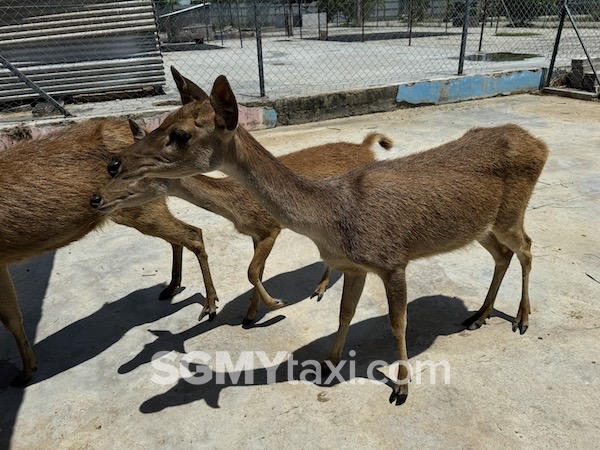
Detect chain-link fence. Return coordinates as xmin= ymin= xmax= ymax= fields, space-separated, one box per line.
xmin=0 ymin=0 xmax=598 ymax=119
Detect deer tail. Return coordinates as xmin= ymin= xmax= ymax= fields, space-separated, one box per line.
xmin=362 ymin=132 xmax=393 ymax=151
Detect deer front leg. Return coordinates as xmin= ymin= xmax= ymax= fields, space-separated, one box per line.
xmin=310 ymin=265 xmax=332 ymax=301
xmin=159 ymin=244 xmax=184 ymax=300
xmin=383 ymin=266 xmax=410 ymax=406
xmin=112 ymin=204 xmax=220 ymax=321
xmin=325 ymin=270 xmax=366 ymax=365
xmin=244 ymin=229 xmax=283 ymax=326
xmin=1 ymin=266 xmax=37 ymax=385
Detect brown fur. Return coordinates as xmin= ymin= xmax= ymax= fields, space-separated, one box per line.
xmin=96 ymin=130 xmax=393 ymax=322
xmin=108 ymin=70 xmax=549 ymax=404
xmin=0 ymin=118 xmax=219 ymax=385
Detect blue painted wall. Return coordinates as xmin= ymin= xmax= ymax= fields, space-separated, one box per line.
xmin=396 ymin=69 xmax=544 ymax=105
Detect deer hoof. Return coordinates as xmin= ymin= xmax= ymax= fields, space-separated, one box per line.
xmin=11 ymin=370 xmax=33 ymax=387
xmin=272 ymin=299 xmax=286 ymax=309
xmin=242 ymin=317 xmax=254 ymax=328
xmin=159 ymin=288 xmax=175 ymax=300
xmin=310 ymin=291 xmax=324 ymax=302
xmin=462 ymin=314 xmax=485 ymax=330
xmin=389 ymin=390 xmax=408 ymax=406
xmin=209 ymin=312 xmax=217 ymax=322
xmin=512 ymin=321 xmax=528 ymax=335
xmin=198 ymin=307 xmax=211 ymax=322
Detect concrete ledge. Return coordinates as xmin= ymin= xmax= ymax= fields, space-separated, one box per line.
xmin=542 ymin=87 xmax=600 ymax=101
xmin=247 ymin=84 xmax=400 ymax=126
xmin=396 ymin=69 xmax=546 ymax=105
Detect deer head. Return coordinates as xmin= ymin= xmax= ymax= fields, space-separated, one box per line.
xmin=107 ymin=67 xmax=239 ymax=182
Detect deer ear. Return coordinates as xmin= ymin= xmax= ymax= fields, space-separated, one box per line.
xmin=171 ymin=66 xmax=209 ymax=104
xmin=128 ymin=119 xmax=147 ymax=141
xmin=210 ymin=75 xmax=238 ymax=131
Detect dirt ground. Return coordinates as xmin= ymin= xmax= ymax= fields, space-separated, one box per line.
xmin=1 ymin=93 xmax=599 ymax=448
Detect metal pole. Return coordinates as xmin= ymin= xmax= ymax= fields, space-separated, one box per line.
xmin=564 ymin=2 xmax=600 ymax=88
xmin=298 ymin=0 xmax=302 ymax=39
xmin=408 ymin=0 xmax=413 ymax=46
xmin=546 ymin=2 xmax=567 ymax=87
xmin=318 ymin=4 xmax=321 ymax=38
xmin=457 ymin=0 xmax=473 ymax=75
xmin=288 ymin=0 xmax=294 ymax=36
xmin=446 ymin=0 xmax=449 ymax=32
xmin=478 ymin=0 xmax=488 ymax=52
xmin=217 ymin=1 xmax=225 ymax=45
xmin=237 ymin=2 xmax=243 ymax=48
xmin=0 ymin=54 xmax=72 ymax=117
xmin=253 ymin=0 xmax=266 ymax=97
xmin=361 ymin=0 xmax=365 ymax=42
xmin=499 ymin=0 xmax=516 ymax=28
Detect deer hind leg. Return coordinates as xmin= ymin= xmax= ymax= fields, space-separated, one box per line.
xmin=112 ymin=203 xmax=219 ymax=322
xmin=0 ymin=265 xmax=37 ymax=385
xmin=493 ymin=224 xmax=533 ymax=335
xmin=463 ymin=232 xmax=514 ymax=330
xmin=325 ymin=270 xmax=366 ymax=365
xmin=243 ymin=229 xmax=283 ymax=327
xmin=310 ymin=265 xmax=332 ymax=301
xmin=383 ymin=266 xmax=410 ymax=406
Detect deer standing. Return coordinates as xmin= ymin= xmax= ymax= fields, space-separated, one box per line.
xmin=93 ymin=119 xmax=392 ymax=324
xmin=0 ymin=118 xmax=220 ymax=385
xmin=100 ymin=71 xmax=548 ymax=405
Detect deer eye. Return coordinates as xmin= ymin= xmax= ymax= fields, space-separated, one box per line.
xmin=167 ymin=129 xmax=191 ymax=146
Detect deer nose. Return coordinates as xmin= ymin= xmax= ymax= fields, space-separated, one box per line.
xmin=107 ymin=157 xmax=122 ymax=177
xmin=90 ymin=193 xmax=103 ymax=209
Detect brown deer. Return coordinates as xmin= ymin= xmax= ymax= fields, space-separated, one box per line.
xmin=92 ymin=121 xmax=393 ymax=325
xmin=100 ymin=71 xmax=549 ymax=405
xmin=0 ymin=117 xmax=221 ymax=386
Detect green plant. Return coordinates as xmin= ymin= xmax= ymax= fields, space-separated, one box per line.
xmin=317 ymin=0 xmax=384 ymax=24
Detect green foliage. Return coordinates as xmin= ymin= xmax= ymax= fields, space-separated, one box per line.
xmin=503 ymin=0 xmax=546 ymax=26
xmin=317 ymin=0 xmax=384 ymax=24
xmin=409 ymin=0 xmax=430 ymax=22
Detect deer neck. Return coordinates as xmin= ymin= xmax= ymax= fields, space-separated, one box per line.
xmin=219 ymin=127 xmax=338 ymax=233
xmin=168 ymin=175 xmax=242 ymax=223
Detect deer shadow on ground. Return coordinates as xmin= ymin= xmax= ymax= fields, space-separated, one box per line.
xmin=137 ymin=294 xmax=484 ymax=412
xmin=117 ymin=261 xmax=341 ymax=374
xmin=0 ymin=259 xmax=339 ymax=446
xmin=0 ymin=252 xmax=54 ymax=448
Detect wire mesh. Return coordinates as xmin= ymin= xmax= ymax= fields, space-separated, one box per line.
xmin=0 ymin=0 xmax=598 ymax=120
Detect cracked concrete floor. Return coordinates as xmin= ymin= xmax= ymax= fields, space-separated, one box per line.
xmin=1 ymin=94 xmax=599 ymax=448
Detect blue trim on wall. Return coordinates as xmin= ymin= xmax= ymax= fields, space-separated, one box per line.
xmin=263 ymin=108 xmax=278 ymax=128
xmin=396 ymin=70 xmax=544 ymax=105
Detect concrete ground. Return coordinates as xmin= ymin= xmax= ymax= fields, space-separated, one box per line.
xmin=1 ymin=94 xmax=599 ymax=448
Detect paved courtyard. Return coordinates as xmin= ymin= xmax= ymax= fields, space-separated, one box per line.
xmin=0 ymin=93 xmax=599 ymax=448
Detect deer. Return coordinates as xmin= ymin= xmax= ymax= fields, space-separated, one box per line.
xmin=91 ymin=118 xmax=393 ymax=325
xmin=0 ymin=117 xmax=222 ymax=386
xmin=97 ymin=70 xmax=549 ymax=405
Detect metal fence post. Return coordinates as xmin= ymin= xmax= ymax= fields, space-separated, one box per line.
xmin=457 ymin=0 xmax=473 ymax=75
xmin=253 ymin=0 xmax=266 ymax=97
xmin=564 ymin=2 xmax=600 ymax=89
xmin=546 ymin=1 xmax=567 ymax=87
